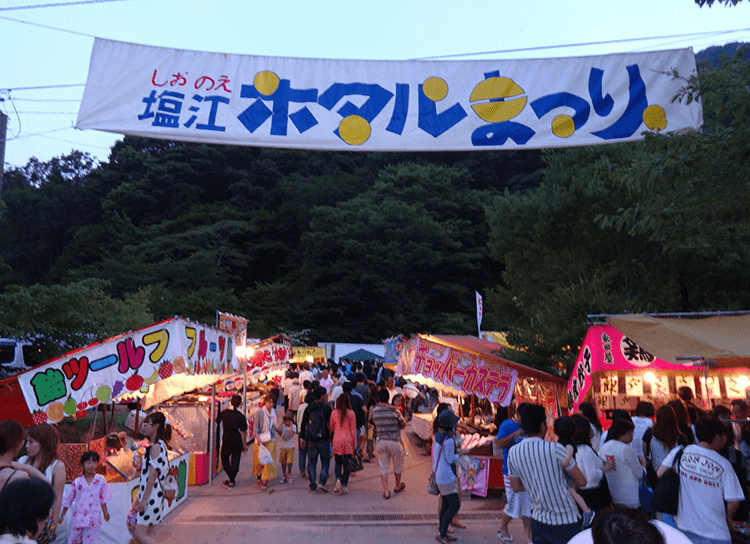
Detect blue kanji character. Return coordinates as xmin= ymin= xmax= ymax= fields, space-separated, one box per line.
xmin=237 ymin=72 xmax=318 ymax=136
xmin=138 ymin=90 xmax=185 ymax=127
xmin=30 ymin=368 xmax=67 ymax=406
xmin=591 ymin=65 xmax=649 ymax=140
xmin=184 ymin=94 xmax=229 ymax=131
xmin=417 ymin=77 xmax=467 ymax=138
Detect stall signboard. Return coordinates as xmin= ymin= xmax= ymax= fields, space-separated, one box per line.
xmin=18 ymin=317 xmax=238 ymax=423
xmin=246 ymin=343 xmax=292 ymax=377
xmin=77 ymin=39 xmax=702 ymax=153
xmin=216 ymin=311 xmax=247 ymax=346
xmin=398 ymin=336 xmax=517 ymax=406
xmin=290 ymin=346 xmax=326 ymax=364
xmin=566 ymin=324 xmax=734 ymax=413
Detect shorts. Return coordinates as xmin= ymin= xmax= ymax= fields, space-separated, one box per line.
xmin=504 ymin=475 xmax=531 ymax=518
xmin=375 ymin=439 xmax=404 ymax=475
xmin=279 ymin=447 xmax=294 ymax=464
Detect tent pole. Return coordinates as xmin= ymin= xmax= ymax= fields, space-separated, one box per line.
xmin=209 ymin=383 xmax=216 ymax=485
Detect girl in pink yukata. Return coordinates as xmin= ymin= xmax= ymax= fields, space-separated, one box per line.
xmin=60 ymin=452 xmax=112 ymax=544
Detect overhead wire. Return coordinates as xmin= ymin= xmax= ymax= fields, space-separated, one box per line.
xmin=0 ymin=0 xmax=130 ymax=11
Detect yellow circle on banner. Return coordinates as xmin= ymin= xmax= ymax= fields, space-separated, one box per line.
xmin=423 ymin=77 xmax=449 ymax=101
xmin=643 ymin=105 xmax=667 ymax=131
xmin=339 ymin=115 xmax=371 ymax=146
xmin=469 ymin=77 xmax=527 ymax=123
xmin=552 ymin=114 xmax=576 ymax=138
xmin=254 ymin=71 xmax=280 ymax=96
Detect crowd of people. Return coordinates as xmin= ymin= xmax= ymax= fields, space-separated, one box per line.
xmin=218 ymin=361 xmax=416 ymax=497
xmin=495 ymin=388 xmax=750 ymax=544
xmin=7 ymin=358 xmax=750 ymax=544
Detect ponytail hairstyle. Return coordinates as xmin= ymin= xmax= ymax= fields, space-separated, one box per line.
xmin=144 ymin=412 xmax=172 ymax=444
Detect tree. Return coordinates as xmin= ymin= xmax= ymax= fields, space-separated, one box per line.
xmin=297 ymin=163 xmax=501 ymax=342
xmin=0 ymin=279 xmax=154 ymax=365
xmin=485 ymin=53 xmax=750 ymax=373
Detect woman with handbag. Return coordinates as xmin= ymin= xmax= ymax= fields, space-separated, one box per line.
xmin=433 ymin=409 xmax=461 ymax=544
xmin=252 ymin=394 xmax=278 ymax=491
xmin=132 ymin=412 xmax=171 ymax=544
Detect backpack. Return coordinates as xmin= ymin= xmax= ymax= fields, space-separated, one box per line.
xmin=306 ymin=409 xmax=326 ymax=441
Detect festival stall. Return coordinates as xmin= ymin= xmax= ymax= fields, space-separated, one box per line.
xmin=397 ymin=334 xmax=566 ymax=495
xmin=289 ymin=346 xmax=326 ymax=368
xmin=567 ymin=313 xmax=750 ymax=423
xmin=16 ymin=316 xmax=239 ymax=544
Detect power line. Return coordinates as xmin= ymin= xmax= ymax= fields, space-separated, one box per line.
xmin=416 ymin=27 xmax=750 ymax=60
xmin=0 ymin=0 xmax=130 ymax=12
xmin=1 ymin=84 xmax=85 ymax=92
xmin=0 ymin=14 xmax=97 ymax=38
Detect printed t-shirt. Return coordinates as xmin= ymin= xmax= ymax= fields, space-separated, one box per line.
xmin=662 ymin=444 xmax=744 ymax=541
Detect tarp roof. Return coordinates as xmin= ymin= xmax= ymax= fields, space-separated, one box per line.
xmin=607 ymin=313 xmax=750 ymax=368
xmin=341 ymin=348 xmax=383 ymax=361
xmin=424 ymin=335 xmax=566 ymax=383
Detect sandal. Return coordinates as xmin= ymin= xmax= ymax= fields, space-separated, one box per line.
xmin=451 ymin=520 xmax=466 ymax=528
xmin=393 ymin=482 xmax=406 ymax=493
xmin=383 ymin=491 xmax=391 ymax=499
xmin=259 ymin=483 xmax=268 ymax=491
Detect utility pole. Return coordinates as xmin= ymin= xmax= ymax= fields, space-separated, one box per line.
xmin=0 ymin=110 xmax=7 ymax=196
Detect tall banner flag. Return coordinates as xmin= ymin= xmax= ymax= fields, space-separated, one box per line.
xmin=476 ymin=291 xmax=483 ymax=336
xmin=77 ymin=39 xmax=702 ymax=152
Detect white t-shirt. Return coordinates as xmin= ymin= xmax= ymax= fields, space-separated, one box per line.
xmin=298 ymin=370 xmax=314 ymax=386
xmin=575 ymin=444 xmax=605 ymax=490
xmin=329 ymin=385 xmax=343 ymax=405
xmin=661 ymin=444 xmax=744 ymax=541
xmin=568 ymin=520 xmax=693 ymax=544
xmin=319 ymin=376 xmax=334 ymax=393
xmin=631 ymin=416 xmax=653 ymax=458
xmin=599 ymin=439 xmax=643 ymax=508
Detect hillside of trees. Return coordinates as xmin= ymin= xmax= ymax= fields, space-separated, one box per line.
xmin=1 ymin=45 xmax=748 ymax=374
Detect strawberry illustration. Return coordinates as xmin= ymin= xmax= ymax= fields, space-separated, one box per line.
xmin=32 ymin=411 xmax=48 ymax=425
xmin=159 ymin=361 xmax=173 ymax=379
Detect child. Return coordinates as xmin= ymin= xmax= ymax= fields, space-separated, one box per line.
xmin=277 ymin=411 xmax=296 ymax=483
xmin=61 ymin=451 xmax=113 ymax=544
xmin=391 ymin=394 xmax=410 ymax=456
xmin=554 ymin=417 xmax=595 ymax=529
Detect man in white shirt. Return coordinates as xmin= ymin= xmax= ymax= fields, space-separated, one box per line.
xmin=298 ymin=362 xmax=314 ymax=387
xmin=658 ymin=417 xmax=744 ymax=544
xmin=508 ymin=404 xmax=586 ymax=544
xmin=319 ymin=367 xmax=334 ymax=394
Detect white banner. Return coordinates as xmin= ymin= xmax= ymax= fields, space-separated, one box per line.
xmin=77 ymin=39 xmax=702 ymax=152
xmin=18 ymin=317 xmax=238 ymax=421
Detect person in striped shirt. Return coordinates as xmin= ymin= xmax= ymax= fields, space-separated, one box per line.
xmin=507 ymin=404 xmax=587 ymax=544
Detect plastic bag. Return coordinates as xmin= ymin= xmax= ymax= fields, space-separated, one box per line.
xmin=258 ymin=443 xmax=274 ymax=465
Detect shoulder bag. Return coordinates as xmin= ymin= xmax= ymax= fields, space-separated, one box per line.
xmin=427 ymin=440 xmax=444 ymax=496
xmin=650 ymin=446 xmax=685 ymax=515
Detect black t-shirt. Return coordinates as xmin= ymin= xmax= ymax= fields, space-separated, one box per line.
xmin=349 ymin=392 xmax=366 ymax=428
xmin=219 ymin=409 xmax=247 ymax=449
